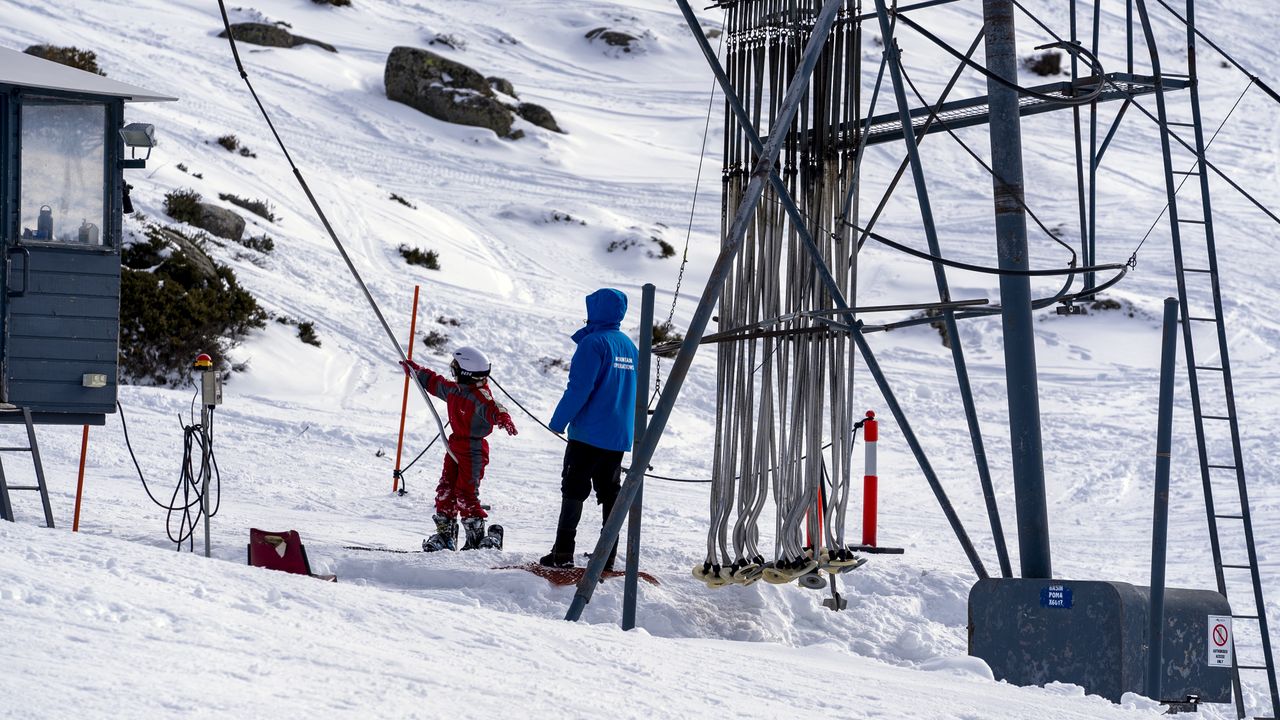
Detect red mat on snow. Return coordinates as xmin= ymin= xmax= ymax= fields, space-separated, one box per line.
xmin=496 ymin=562 xmax=660 ymax=587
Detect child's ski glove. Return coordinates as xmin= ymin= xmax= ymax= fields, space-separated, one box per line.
xmin=399 ymin=359 xmax=426 ymax=376
xmin=496 ymin=412 xmax=519 ymax=436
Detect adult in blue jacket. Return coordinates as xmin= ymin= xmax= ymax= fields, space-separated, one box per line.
xmin=540 ymin=288 xmax=638 ymax=569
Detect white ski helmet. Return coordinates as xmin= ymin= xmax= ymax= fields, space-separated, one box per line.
xmin=450 ymin=346 xmax=491 ymax=383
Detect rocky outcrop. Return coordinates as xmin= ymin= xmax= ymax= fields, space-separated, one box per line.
xmin=488 ymin=76 xmax=517 ymax=98
xmin=194 ymin=204 xmax=246 ymax=242
xmin=218 ymin=23 xmax=337 ymax=53
xmin=516 ymin=102 xmax=562 ymax=133
xmin=585 ymin=28 xmax=641 ymax=53
xmin=385 ymin=47 xmax=564 ymax=138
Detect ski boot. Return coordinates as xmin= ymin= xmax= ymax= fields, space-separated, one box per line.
xmin=539 ymin=549 xmax=574 ymax=568
xmin=460 ymin=517 xmax=486 ymax=551
xmin=479 ymin=524 xmax=503 ymax=550
xmin=422 ymin=513 xmax=458 ymax=552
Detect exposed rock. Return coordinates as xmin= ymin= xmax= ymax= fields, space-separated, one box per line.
xmin=151 ymin=227 xmax=218 ymax=280
xmin=384 ymin=46 xmax=517 ymax=138
xmin=585 ymin=27 xmax=641 ymax=52
xmin=516 ymin=102 xmax=563 ymax=133
xmin=311 ymin=0 xmax=351 ymax=6
xmin=194 ymin=203 xmax=246 ymax=242
xmin=429 ymin=33 xmax=467 ymax=51
xmin=488 ymin=76 xmax=517 ymax=98
xmin=218 ymin=23 xmax=337 ymax=53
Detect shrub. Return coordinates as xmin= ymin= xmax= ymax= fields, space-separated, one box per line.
xmin=238 ymin=234 xmax=275 ymax=253
xmin=422 ymin=330 xmax=449 ymax=351
xmin=23 ymin=45 xmax=105 ymax=75
xmin=390 ymin=193 xmax=417 ymax=209
xmin=120 ymin=233 xmax=266 ymax=385
xmin=437 ymin=316 xmax=462 ymax=327
xmin=218 ymin=193 xmax=276 ymax=222
xmin=164 ymin=188 xmax=203 ymax=225
xmin=652 ymin=321 xmax=683 ymax=358
xmin=399 ymin=244 xmax=440 ymax=270
xmin=216 ymin=135 xmax=240 ymax=151
xmin=312 ymin=0 xmax=351 ymax=5
xmin=650 ymin=237 xmax=675 ymax=259
xmin=297 ymin=321 xmax=321 ymax=347
xmin=1022 ymin=51 xmax=1063 ymax=77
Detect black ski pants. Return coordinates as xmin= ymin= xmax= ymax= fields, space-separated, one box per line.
xmin=552 ymin=439 xmax=623 ymax=555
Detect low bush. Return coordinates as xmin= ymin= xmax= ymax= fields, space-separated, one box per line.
xmin=297 ymin=321 xmax=321 ymax=347
xmin=399 ymin=244 xmax=441 ymax=270
xmin=219 ymin=193 xmax=276 ymax=222
xmin=1022 ymin=51 xmax=1063 ymax=77
xmin=652 ymin=321 xmax=683 ymax=358
xmin=422 ymin=330 xmax=449 ymax=351
xmin=238 ymin=234 xmax=275 ymax=253
xmin=24 ymin=45 xmax=105 ymax=75
xmin=120 ymin=230 xmax=266 ymax=385
xmin=163 ymin=188 xmax=203 ymax=225
xmin=216 ymin=135 xmax=240 ymax=152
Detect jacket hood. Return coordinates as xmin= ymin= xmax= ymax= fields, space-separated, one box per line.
xmin=572 ymin=288 xmax=627 ymax=343
xmin=585 ymin=288 xmax=627 ymax=324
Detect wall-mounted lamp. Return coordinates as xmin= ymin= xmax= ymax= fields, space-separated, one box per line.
xmin=119 ymin=123 xmax=156 ymax=161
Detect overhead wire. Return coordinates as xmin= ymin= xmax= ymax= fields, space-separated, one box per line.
xmin=213 ymin=0 xmax=454 ymax=460
xmin=652 ymin=11 xmax=727 ymax=408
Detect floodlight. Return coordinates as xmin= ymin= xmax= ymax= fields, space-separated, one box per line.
xmin=119 ymin=123 xmax=156 ymax=160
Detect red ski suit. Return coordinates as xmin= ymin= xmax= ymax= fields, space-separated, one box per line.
xmin=414 ymin=368 xmax=505 ymax=519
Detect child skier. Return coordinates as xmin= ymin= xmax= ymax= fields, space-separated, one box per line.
xmin=400 ymin=346 xmax=518 ymax=552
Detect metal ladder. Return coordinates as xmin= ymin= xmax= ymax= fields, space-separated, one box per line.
xmin=0 ymin=406 xmax=53 ymax=528
xmin=1143 ymin=0 xmax=1278 ymax=715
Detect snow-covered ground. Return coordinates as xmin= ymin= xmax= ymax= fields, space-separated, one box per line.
xmin=1 ymin=0 xmax=1278 ymax=717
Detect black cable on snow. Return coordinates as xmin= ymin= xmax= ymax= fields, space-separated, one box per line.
xmin=213 ymin=1 xmax=454 ymax=459
xmin=117 ymin=399 xmax=222 ymax=549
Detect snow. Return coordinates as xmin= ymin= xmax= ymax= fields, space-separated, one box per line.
xmin=0 ymin=0 xmax=1277 ymax=717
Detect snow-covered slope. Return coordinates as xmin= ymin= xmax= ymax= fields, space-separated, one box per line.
xmin=1 ymin=0 xmax=1278 ymax=717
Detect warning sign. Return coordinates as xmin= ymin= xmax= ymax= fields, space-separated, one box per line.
xmin=1207 ymin=615 xmax=1233 ymax=668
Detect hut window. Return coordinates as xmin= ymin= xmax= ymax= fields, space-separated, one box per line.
xmin=19 ymin=103 xmax=107 ymax=246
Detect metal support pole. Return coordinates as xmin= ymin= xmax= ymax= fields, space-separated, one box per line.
xmin=1147 ymin=297 xmax=1178 ymax=700
xmin=984 ymin=0 xmax=1052 ymax=579
xmin=565 ymin=0 xmax=847 ymax=623
xmin=677 ymin=0 xmax=990 ymax=580
xmin=873 ymin=0 xmax=1012 ymax=578
xmin=201 ymin=405 xmax=212 ymax=558
xmin=1086 ymin=0 xmax=1103 ymax=294
xmin=622 ymin=284 xmax=654 ymax=631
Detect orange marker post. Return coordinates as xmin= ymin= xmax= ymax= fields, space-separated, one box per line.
xmin=861 ymin=410 xmax=879 ymax=547
xmin=72 ymin=424 xmax=89 ymax=531
xmin=393 ymin=285 xmax=421 ymax=493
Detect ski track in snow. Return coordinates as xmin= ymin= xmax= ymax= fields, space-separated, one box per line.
xmin=1 ymin=0 xmax=1279 ymax=716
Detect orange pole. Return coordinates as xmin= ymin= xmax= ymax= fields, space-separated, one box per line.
xmin=393 ymin=285 xmax=421 ymax=492
xmin=72 ymin=424 xmax=89 ymax=531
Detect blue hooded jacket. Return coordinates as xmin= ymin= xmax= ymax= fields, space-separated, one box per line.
xmin=549 ymin=289 xmax=638 ymax=452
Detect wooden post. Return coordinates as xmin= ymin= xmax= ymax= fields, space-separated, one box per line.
xmin=72 ymin=425 xmax=89 ymax=531
xmin=393 ymin=286 xmax=421 ymax=493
